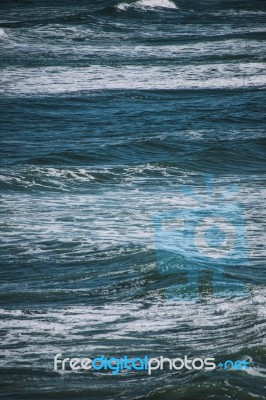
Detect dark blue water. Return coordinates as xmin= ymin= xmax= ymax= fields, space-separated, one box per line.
xmin=0 ymin=1 xmax=265 ymax=399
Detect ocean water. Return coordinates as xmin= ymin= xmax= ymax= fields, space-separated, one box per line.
xmin=0 ymin=0 xmax=265 ymax=399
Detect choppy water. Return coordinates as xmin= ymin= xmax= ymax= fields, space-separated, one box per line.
xmin=0 ymin=0 xmax=266 ymax=399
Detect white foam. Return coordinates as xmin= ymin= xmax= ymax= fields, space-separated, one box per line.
xmin=0 ymin=28 xmax=6 ymax=38
xmin=0 ymin=174 xmax=265 ymax=263
xmin=0 ymin=291 xmax=265 ymax=369
xmin=37 ymin=39 xmax=261 ymax=60
xmin=117 ymin=0 xmax=177 ymax=11
xmin=246 ymin=366 xmax=266 ymax=378
xmin=1 ymin=63 xmax=265 ymax=95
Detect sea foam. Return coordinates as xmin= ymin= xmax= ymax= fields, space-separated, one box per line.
xmin=117 ymin=0 xmax=177 ymax=11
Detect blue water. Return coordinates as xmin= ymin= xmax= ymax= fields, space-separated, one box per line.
xmin=0 ymin=0 xmax=265 ymax=399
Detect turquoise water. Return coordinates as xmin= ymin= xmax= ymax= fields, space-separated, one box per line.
xmin=0 ymin=1 xmax=265 ymax=398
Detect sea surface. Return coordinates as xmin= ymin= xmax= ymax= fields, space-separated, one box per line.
xmin=0 ymin=0 xmax=265 ymax=399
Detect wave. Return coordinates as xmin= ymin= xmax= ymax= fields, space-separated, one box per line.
xmin=116 ymin=0 xmax=177 ymax=11
xmin=1 ymin=63 xmax=265 ymax=95
xmin=0 ymin=290 xmax=265 ymax=363
xmin=0 ymin=28 xmax=7 ymax=38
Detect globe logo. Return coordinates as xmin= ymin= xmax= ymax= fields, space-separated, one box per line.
xmin=153 ymin=176 xmax=248 ymax=301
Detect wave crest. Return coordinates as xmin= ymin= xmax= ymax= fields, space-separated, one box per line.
xmin=116 ymin=0 xmax=177 ymax=11
xmin=0 ymin=28 xmax=7 ymax=38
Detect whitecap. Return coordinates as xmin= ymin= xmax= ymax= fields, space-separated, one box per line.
xmin=1 ymin=63 xmax=265 ymax=95
xmin=0 ymin=28 xmax=7 ymax=38
xmin=117 ymin=0 xmax=177 ymax=11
